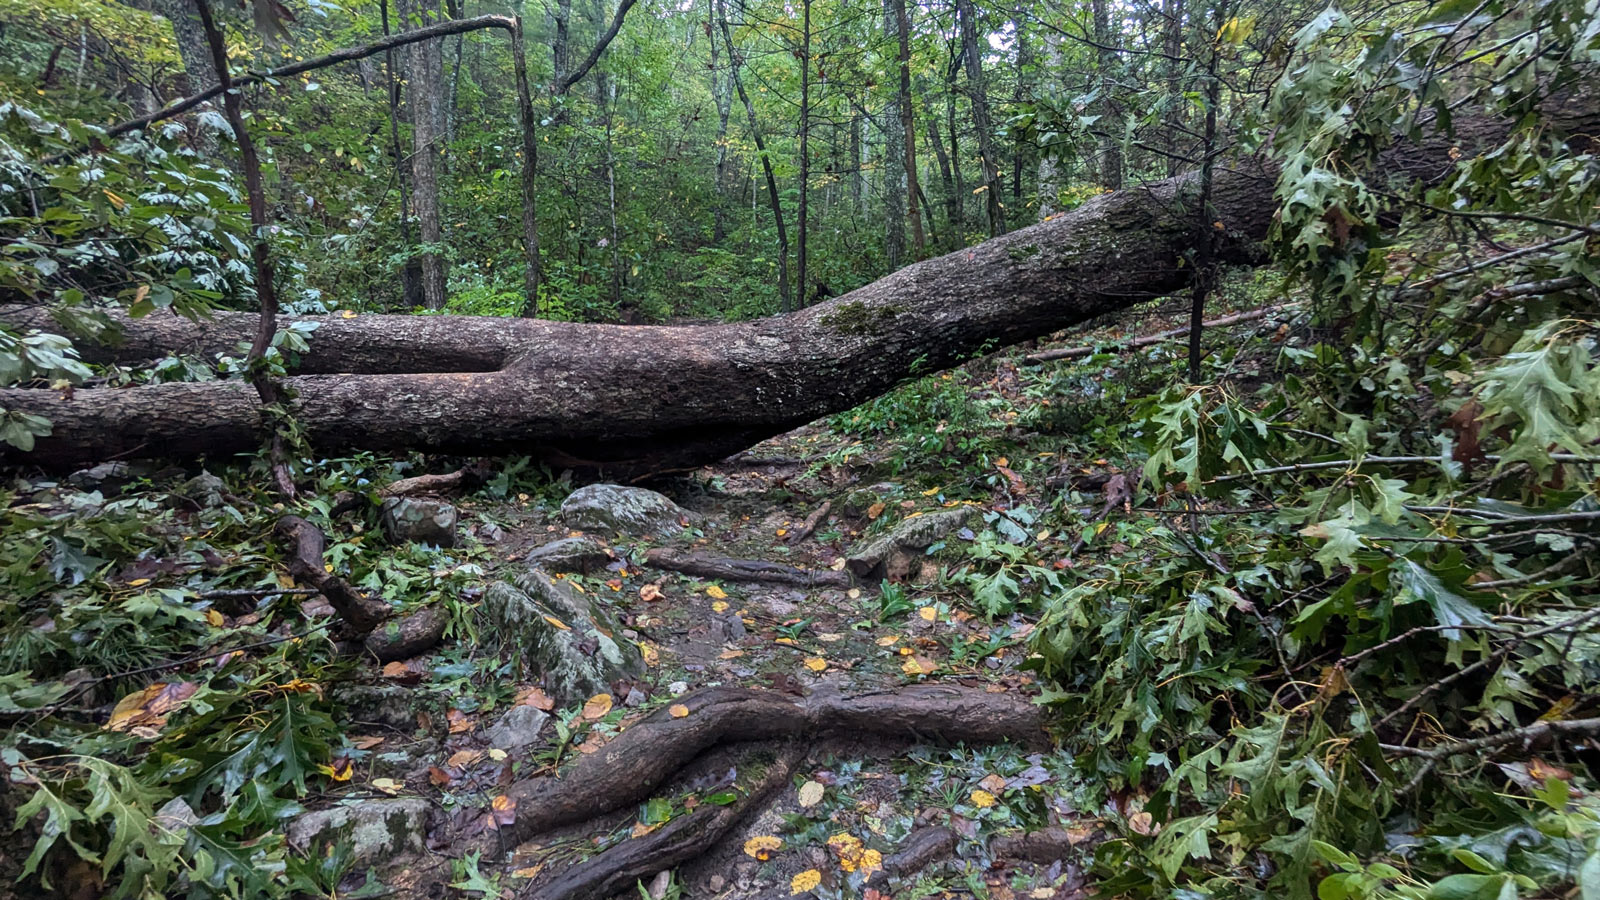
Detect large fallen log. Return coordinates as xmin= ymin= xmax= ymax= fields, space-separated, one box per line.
xmin=3 ymin=98 xmax=1593 ymax=475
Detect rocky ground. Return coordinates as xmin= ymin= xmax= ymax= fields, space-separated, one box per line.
xmin=308 ymin=423 xmax=1101 ymax=900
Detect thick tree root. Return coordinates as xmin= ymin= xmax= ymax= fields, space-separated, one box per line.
xmin=643 ymin=548 xmax=851 ymax=588
xmin=501 ymin=685 xmax=1046 ymax=848
xmin=524 ymin=750 xmax=800 ymax=900
xmin=276 ymin=515 xmax=392 ymax=637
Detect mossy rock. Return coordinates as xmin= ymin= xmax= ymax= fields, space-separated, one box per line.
xmin=287 ymin=798 xmax=428 ymax=867
xmin=483 ymin=568 xmax=645 ymax=704
xmin=558 ymin=484 xmax=691 ymax=537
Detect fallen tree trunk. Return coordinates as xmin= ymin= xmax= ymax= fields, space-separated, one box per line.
xmin=1021 ymin=304 xmax=1284 ymax=364
xmin=3 ymin=98 xmax=1593 ymax=474
xmin=643 ymin=548 xmax=851 ymax=588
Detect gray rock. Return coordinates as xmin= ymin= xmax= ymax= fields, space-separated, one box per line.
xmin=484 ymin=705 xmax=549 ymax=751
xmin=68 ymin=461 xmax=151 ymax=494
xmin=524 ymin=535 xmax=613 ymax=574
xmin=559 ymin=484 xmax=690 ymax=537
xmin=483 ymin=569 xmax=646 ymax=705
xmin=175 ymin=471 xmax=227 ymax=508
xmin=379 ymin=497 xmax=458 ymax=547
xmin=287 ymin=798 xmax=428 ymax=866
xmin=846 ymin=507 xmax=979 ymax=582
xmin=331 ymin=684 xmax=419 ymax=731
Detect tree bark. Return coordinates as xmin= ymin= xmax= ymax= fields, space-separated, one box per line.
xmin=1091 ymin=0 xmax=1123 ymax=190
xmin=797 ymin=0 xmax=812 ymax=303
xmin=956 ymin=0 xmax=1006 ymax=236
xmin=709 ymin=0 xmax=733 ymax=243
xmin=5 ymin=101 xmax=1590 ymax=474
xmin=400 ymin=0 xmax=448 ymax=310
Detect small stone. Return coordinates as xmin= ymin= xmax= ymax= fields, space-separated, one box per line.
xmin=667 ymin=681 xmax=689 ymax=696
xmin=331 ymin=684 xmax=419 ymax=731
xmin=846 ymin=507 xmax=978 ymax=582
xmin=523 ymin=536 xmax=612 ymax=574
xmin=379 ymin=498 xmax=458 ymax=547
xmin=484 ymin=705 xmax=550 ymax=751
xmin=287 ymin=798 xmax=428 ymax=866
xmin=708 ymin=875 xmax=725 ymax=892
xmin=483 ymin=570 xmax=646 ymax=705
xmin=624 ymin=687 xmax=647 ymax=707
xmin=175 ymin=470 xmax=227 ymax=508
xmin=478 ymin=522 xmax=506 ymax=544
xmin=559 ymin=484 xmax=691 ymax=537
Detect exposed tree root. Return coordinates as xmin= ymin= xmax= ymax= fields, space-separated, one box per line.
xmin=362 ymin=606 xmax=447 ymax=662
xmin=865 ymin=825 xmax=957 ymax=887
xmin=788 ymin=500 xmax=832 ymax=544
xmin=275 ymin=515 xmax=392 ymax=637
xmin=499 ymin=685 xmax=1046 ymax=849
xmin=643 ymin=548 xmax=851 ymax=588
xmin=525 ymin=749 xmax=800 ymax=900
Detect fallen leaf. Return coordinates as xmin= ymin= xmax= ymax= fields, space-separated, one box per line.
xmin=446 ymin=708 xmax=475 ymax=734
xmin=711 ymin=599 xmax=729 ymax=614
xmin=349 ymin=735 xmax=385 ymax=750
xmin=428 ymin=766 xmax=453 ymax=786
xmin=669 ymin=704 xmax=690 ymax=718
xmin=542 ymin=614 xmax=572 ymax=631
xmin=1129 ymin=811 xmax=1157 ymax=835
xmin=744 ymin=835 xmax=783 ymax=860
xmin=970 ymin=789 xmax=997 ymax=808
xmin=204 ymin=609 xmax=225 ymax=627
xmin=876 ymin=635 xmax=900 ymax=647
xmin=487 ymin=748 xmax=508 ymax=761
xmin=791 ymin=869 xmax=822 ymax=894
xmin=319 ymin=757 xmax=354 ymax=782
xmin=582 ymin=693 xmax=614 ymax=720
xmin=639 ymin=584 xmax=664 ymax=603
xmin=106 ymin=682 xmax=198 ymax=734
xmin=514 ymin=686 xmax=557 ymax=710
xmin=706 ymin=585 xmax=728 ymax=600
xmin=641 ymin=643 xmax=660 ymax=667
xmin=798 ymin=780 xmax=825 ymax=808
xmin=631 ymin=820 xmax=661 ymax=838
xmin=918 ymin=606 xmax=937 ymax=622
xmin=512 ymin=865 xmax=544 ymax=879
xmin=370 ymin=777 xmax=401 ymax=795
xmin=867 ymin=502 xmax=886 ymax=520
xmin=447 ymin=749 xmax=484 ymax=768
xmin=902 ymin=655 xmax=937 ymax=677
xmin=803 ymin=657 xmax=828 ymax=673
xmin=980 ymin=773 xmax=1007 ymax=794
xmin=718 ymin=648 xmax=745 ymax=659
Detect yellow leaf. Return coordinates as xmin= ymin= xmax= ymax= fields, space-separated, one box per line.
xmin=512 ymin=864 xmax=544 ymax=879
xmin=846 ymin=588 xmax=861 ymax=600
xmin=103 ymin=188 xmax=125 ymax=209
xmin=797 ymin=780 xmax=824 ymax=808
xmin=859 ymin=848 xmax=883 ymax=875
xmin=318 ymin=757 xmax=354 ymax=782
xmin=803 ymin=657 xmax=827 ymax=673
xmin=447 ymin=749 xmax=484 ymax=768
xmin=970 ymin=789 xmax=997 ymax=808
xmin=488 ymin=748 xmax=508 ymax=761
xmin=711 ymin=600 xmax=729 ymax=614
xmin=918 ymin=606 xmax=937 ymax=622
xmin=370 ymin=777 xmax=401 ymax=795
xmin=774 ymin=637 xmax=797 ymax=646
xmin=542 ymin=614 xmax=572 ymax=631
xmin=706 ymin=584 xmax=728 ymax=600
xmin=128 ymin=578 xmax=150 ymax=587
xmin=744 ymin=835 xmax=784 ymax=860
xmin=867 ymin=502 xmax=886 ymax=519
xmin=790 ymin=869 xmax=822 ymax=894
xmin=921 ymin=487 xmax=941 ymax=496
xmin=669 ymin=704 xmax=690 ymax=718
xmin=340 ymin=309 xmax=358 ymax=319
xmin=876 ymin=635 xmax=899 ymax=647
xmin=582 ymin=693 xmax=614 ymax=720
xmin=204 ymin=609 xmax=225 ymax=627
xmin=641 ymin=643 xmax=660 ymax=666
xmin=639 ymin=583 xmax=664 ymax=603
xmin=901 ymin=655 xmax=937 ymax=677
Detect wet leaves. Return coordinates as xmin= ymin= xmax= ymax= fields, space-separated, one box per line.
xmin=790 ymin=869 xmax=822 ymax=894
xmin=105 ymin=681 xmax=198 ymax=736
xmin=581 ymin=693 xmax=613 ymax=720
xmin=797 ymin=780 xmax=824 ymax=808
xmin=744 ymin=835 xmax=783 ymax=860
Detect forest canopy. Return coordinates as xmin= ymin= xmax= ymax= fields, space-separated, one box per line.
xmin=0 ymin=0 xmax=1598 ymax=898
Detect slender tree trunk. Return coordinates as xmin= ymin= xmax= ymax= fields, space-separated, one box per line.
xmin=1186 ymin=0 xmax=1225 ymax=382
xmin=1091 ymin=0 xmax=1122 ymax=190
xmin=720 ymin=9 xmax=790 ymax=311
xmin=42 ymin=45 xmax=64 ymax=87
xmin=1163 ymin=0 xmax=1186 ymax=177
xmin=1011 ymin=1 xmax=1031 ymax=207
xmin=881 ymin=0 xmax=906 ymax=270
xmin=1036 ymin=28 xmax=1062 ymax=219
xmin=510 ymin=17 xmax=541 ymax=309
xmin=709 ymin=0 xmax=733 ymax=243
xmin=956 ymin=0 xmax=1005 ymax=236
xmin=895 ymin=0 xmax=924 ymax=258
xmin=947 ymin=90 xmax=965 ymax=242
xmin=191 ymin=0 xmax=294 ymax=497
xmin=926 ymin=115 xmax=956 ymax=246
xmin=553 ymin=0 xmax=571 ymax=98
xmin=798 ymin=0 xmax=811 ymax=303
xmin=400 ymin=0 xmax=449 ymax=309
xmin=850 ymin=109 xmax=864 ymax=213
xmin=156 ymin=0 xmax=217 ymax=95
xmin=379 ymin=0 xmax=417 ymax=308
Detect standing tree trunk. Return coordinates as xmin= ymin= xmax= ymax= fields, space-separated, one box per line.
xmin=379 ymin=0 xmax=418 ymax=304
xmin=797 ymin=0 xmax=811 ymax=303
xmin=956 ymin=0 xmax=1005 ymax=236
xmin=1036 ymin=28 xmax=1062 ymax=219
xmin=1163 ymin=0 xmax=1186 ymax=177
xmin=881 ymin=0 xmax=906 ymax=270
xmin=926 ymin=115 xmax=957 ymax=246
xmin=1011 ymin=1 xmax=1030 ymax=206
xmin=400 ymin=0 xmax=449 ymax=309
xmin=895 ymin=0 xmax=924 ymax=259
xmin=720 ymin=8 xmax=791 ymax=311
xmin=709 ymin=0 xmax=733 ymax=243
xmin=947 ymin=89 xmax=965 ymax=241
xmin=1186 ymin=0 xmax=1225 ymax=382
xmin=1091 ymin=0 xmax=1122 ymax=190
xmin=510 ymin=17 xmax=541 ymax=307
xmin=155 ymin=0 xmax=217 ymax=95
xmin=849 ymin=108 xmax=864 ymax=214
